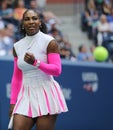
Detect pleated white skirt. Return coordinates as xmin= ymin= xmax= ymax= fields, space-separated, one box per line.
xmin=13 ymin=75 xmax=68 ymax=118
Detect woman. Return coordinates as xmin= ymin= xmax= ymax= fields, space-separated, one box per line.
xmin=9 ymin=9 xmax=68 ymax=130
xmin=13 ymin=0 xmax=27 ymax=22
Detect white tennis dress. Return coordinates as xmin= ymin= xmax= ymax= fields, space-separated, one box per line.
xmin=13 ymin=31 xmax=68 ymax=117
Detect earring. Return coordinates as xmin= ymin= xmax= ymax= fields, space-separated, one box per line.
xmin=39 ymin=24 xmax=42 ymax=28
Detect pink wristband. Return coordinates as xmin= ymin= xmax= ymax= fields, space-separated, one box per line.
xmin=33 ymin=59 xmax=40 ymax=67
xmin=33 ymin=59 xmax=37 ymax=66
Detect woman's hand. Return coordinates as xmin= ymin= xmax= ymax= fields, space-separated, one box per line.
xmin=9 ymin=104 xmax=15 ymax=118
xmin=24 ymin=52 xmax=35 ymax=65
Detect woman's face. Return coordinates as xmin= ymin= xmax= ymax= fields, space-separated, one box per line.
xmin=23 ymin=10 xmax=41 ymax=36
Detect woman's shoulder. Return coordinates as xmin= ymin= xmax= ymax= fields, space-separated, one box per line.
xmin=13 ymin=37 xmax=26 ymax=56
xmin=39 ymin=31 xmax=54 ymax=41
xmin=14 ymin=37 xmax=26 ymax=47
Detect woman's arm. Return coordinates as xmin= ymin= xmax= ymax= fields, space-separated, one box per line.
xmin=38 ymin=52 xmax=61 ymax=76
xmin=10 ymin=48 xmax=22 ymax=104
xmin=38 ymin=40 xmax=61 ymax=76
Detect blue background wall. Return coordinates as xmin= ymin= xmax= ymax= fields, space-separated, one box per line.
xmin=0 ymin=58 xmax=113 ymax=130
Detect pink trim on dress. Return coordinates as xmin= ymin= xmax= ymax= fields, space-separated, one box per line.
xmin=50 ymin=87 xmax=55 ymax=98
xmin=28 ymin=105 xmax=32 ymax=117
xmin=43 ymin=89 xmax=51 ymax=113
xmin=54 ymin=83 xmax=65 ymax=111
xmin=13 ymin=86 xmax=24 ymax=113
xmin=38 ymin=105 xmax=42 ymax=116
xmin=28 ymin=87 xmax=32 ymax=117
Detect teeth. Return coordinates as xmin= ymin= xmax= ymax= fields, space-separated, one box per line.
xmin=29 ymin=27 xmax=34 ymax=29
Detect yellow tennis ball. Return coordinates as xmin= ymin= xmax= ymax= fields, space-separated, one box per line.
xmin=93 ymin=46 xmax=109 ymax=62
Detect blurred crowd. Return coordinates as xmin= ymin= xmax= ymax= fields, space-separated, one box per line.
xmin=0 ymin=0 xmax=76 ymax=61
xmin=81 ymin=0 xmax=113 ymax=61
xmin=1 ymin=0 xmax=113 ymax=62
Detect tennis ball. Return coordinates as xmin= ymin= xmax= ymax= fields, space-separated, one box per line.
xmin=93 ymin=46 xmax=109 ymax=62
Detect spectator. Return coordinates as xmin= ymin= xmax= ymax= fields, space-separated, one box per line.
xmin=0 ymin=0 xmax=14 ymax=24
xmin=107 ymin=7 xmax=113 ymax=23
xmin=49 ymin=28 xmax=63 ymax=44
xmin=0 ymin=23 xmax=15 ymax=56
xmin=60 ymin=45 xmax=76 ymax=61
xmin=81 ymin=0 xmax=100 ymax=39
xmin=94 ymin=0 xmax=104 ymax=14
xmin=91 ymin=11 xmax=100 ymax=42
xmin=77 ymin=44 xmax=94 ymax=61
xmin=101 ymin=0 xmax=112 ymax=16
xmin=97 ymin=14 xmax=110 ymax=45
xmin=13 ymin=0 xmax=27 ymax=22
xmin=87 ymin=0 xmax=96 ymax=17
xmin=28 ymin=0 xmax=41 ymax=13
xmin=43 ymin=11 xmax=61 ymax=35
xmin=46 ymin=18 xmax=57 ymax=33
xmin=0 ymin=17 xmax=5 ymax=30
xmin=87 ymin=44 xmax=96 ymax=61
xmin=5 ymin=0 xmax=15 ymax=8
xmin=36 ymin=0 xmax=47 ymax=12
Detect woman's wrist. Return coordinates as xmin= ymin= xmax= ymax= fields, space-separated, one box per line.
xmin=33 ymin=59 xmax=37 ymax=66
xmin=33 ymin=59 xmax=41 ymax=67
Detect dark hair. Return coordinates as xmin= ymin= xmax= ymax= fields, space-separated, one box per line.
xmin=79 ymin=44 xmax=84 ymax=52
xmin=19 ymin=9 xmax=47 ymax=37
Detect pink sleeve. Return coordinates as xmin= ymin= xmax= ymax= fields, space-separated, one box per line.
xmin=10 ymin=57 xmax=22 ymax=104
xmin=39 ymin=53 xmax=62 ymax=76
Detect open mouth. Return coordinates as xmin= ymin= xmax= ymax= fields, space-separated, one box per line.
xmin=27 ymin=26 xmax=37 ymax=35
xmin=28 ymin=26 xmax=35 ymax=30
